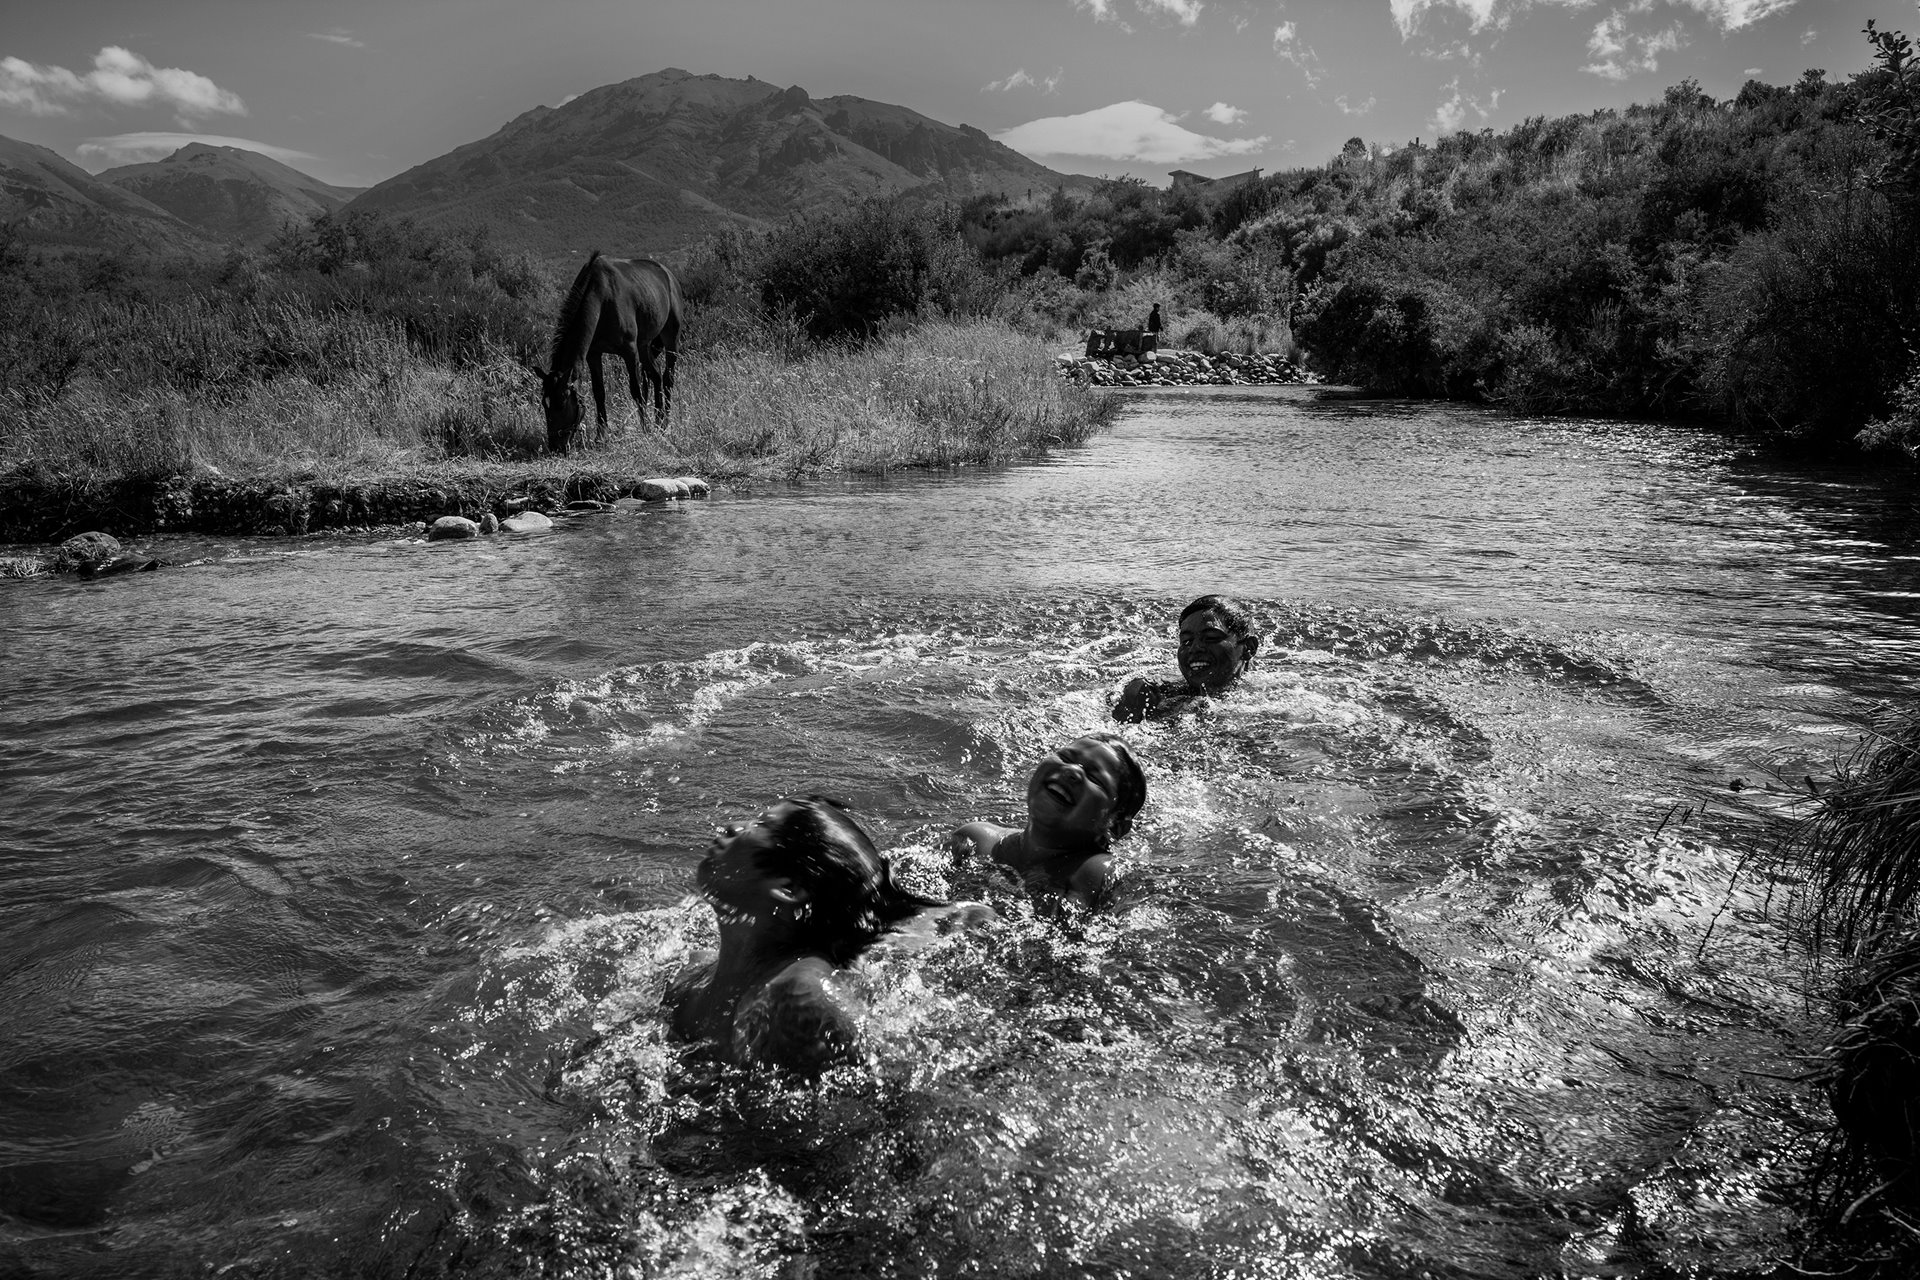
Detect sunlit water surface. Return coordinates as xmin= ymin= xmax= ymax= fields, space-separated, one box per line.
xmin=5 ymin=387 xmax=1919 ymax=1278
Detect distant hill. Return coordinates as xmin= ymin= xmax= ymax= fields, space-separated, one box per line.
xmin=348 ymin=68 xmax=1087 ymax=257
xmin=0 ymin=134 xmax=208 ymax=253
xmin=100 ymin=143 xmax=362 ymax=245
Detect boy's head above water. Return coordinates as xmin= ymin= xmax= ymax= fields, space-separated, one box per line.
xmin=1177 ymin=595 xmax=1260 ymax=692
xmin=698 ymin=796 xmax=938 ymax=963
xmin=1025 ymin=733 xmax=1147 ymax=847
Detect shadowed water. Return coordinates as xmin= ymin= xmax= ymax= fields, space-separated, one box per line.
xmin=3 ymin=387 xmax=1917 ymax=1277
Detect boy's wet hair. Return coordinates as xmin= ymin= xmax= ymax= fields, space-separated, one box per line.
xmin=763 ymin=796 xmax=945 ymax=963
xmin=1179 ymin=594 xmax=1256 ymax=641
xmin=1078 ymin=733 xmax=1147 ymax=840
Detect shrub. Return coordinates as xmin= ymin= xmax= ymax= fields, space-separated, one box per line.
xmin=756 ymin=198 xmax=1003 ymax=342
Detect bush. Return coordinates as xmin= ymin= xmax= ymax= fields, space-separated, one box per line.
xmin=756 ymin=198 xmax=1003 ymax=341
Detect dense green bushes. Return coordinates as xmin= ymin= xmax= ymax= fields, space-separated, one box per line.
xmin=1250 ymin=39 xmax=1920 ymax=452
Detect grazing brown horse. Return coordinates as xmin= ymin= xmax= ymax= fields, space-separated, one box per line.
xmin=532 ymin=252 xmax=683 ymax=454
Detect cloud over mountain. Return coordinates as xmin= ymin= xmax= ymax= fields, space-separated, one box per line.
xmin=995 ymin=100 xmax=1266 ymax=163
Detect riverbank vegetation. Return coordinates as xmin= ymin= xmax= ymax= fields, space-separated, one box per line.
xmin=0 ymin=207 xmax=1112 ymax=529
xmin=1785 ymin=710 xmax=1920 ymax=1275
xmin=953 ymin=15 xmax=1920 ymax=456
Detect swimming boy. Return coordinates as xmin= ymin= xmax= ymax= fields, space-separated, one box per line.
xmin=1111 ymin=594 xmax=1261 ymax=723
xmin=669 ymin=796 xmax=952 ymax=1076
xmin=948 ymin=734 xmax=1147 ymax=908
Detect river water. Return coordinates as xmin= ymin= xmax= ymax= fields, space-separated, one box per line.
xmin=4 ymin=386 xmax=1918 ymax=1278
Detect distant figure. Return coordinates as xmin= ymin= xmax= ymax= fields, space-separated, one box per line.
xmin=1112 ymin=594 xmax=1261 ymax=723
xmin=1145 ymin=303 xmax=1163 ymax=335
xmin=948 ymin=734 xmax=1147 ymax=908
xmin=668 ymin=796 xmax=966 ymax=1076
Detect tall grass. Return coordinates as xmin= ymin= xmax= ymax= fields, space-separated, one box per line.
xmin=0 ymin=303 xmax=1112 ymax=486
xmin=1784 ymin=711 xmax=1920 ymax=1267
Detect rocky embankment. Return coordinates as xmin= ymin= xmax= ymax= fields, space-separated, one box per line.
xmin=1057 ymin=348 xmax=1317 ymax=388
xmin=0 ymin=470 xmax=711 ymax=547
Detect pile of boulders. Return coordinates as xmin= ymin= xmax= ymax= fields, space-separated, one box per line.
xmin=1057 ymin=348 xmax=1317 ymax=388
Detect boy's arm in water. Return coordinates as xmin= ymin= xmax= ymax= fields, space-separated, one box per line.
xmin=1112 ymin=677 xmax=1193 ymax=723
xmin=731 ymin=957 xmax=861 ymax=1077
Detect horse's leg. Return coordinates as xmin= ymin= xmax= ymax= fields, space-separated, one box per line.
xmin=657 ymin=316 xmax=680 ymax=424
xmin=588 ymin=353 xmax=609 ymax=445
xmin=635 ymin=343 xmax=667 ymax=429
xmin=622 ymin=345 xmax=648 ymax=430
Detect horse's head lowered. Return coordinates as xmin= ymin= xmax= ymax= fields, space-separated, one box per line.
xmin=534 ymin=366 xmax=584 ymax=454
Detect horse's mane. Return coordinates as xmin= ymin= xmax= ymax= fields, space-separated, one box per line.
xmin=548 ymin=250 xmax=604 ymax=372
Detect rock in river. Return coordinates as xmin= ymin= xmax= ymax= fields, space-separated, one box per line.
xmin=501 ymin=511 xmax=553 ymax=533
xmin=54 ymin=532 xmax=120 ymax=571
xmin=427 ymin=516 xmax=481 ymax=541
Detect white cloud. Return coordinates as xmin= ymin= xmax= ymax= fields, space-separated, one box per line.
xmin=1140 ymin=0 xmax=1203 ymax=24
xmin=1391 ymin=0 xmax=1799 ymax=42
xmin=1272 ymin=20 xmax=1325 ymax=86
xmin=1801 ymin=26 xmax=1816 ymax=45
xmin=304 ymin=29 xmax=365 ymax=48
xmin=1584 ymin=13 xmax=1684 ymax=79
xmin=1391 ymin=0 xmax=1504 ymax=38
xmin=1431 ymin=86 xmax=1469 ymax=133
xmin=76 ymin=131 xmax=315 ymax=169
xmin=0 ymin=46 xmax=245 ymax=120
xmin=1670 ymin=0 xmax=1796 ymax=30
xmin=1426 ymin=78 xmax=1501 ymax=132
xmin=983 ymin=67 xmax=1062 ymax=94
xmin=1743 ymin=65 xmax=1762 ymax=75
xmin=1336 ymin=93 xmax=1377 ymax=116
xmin=1070 ymin=0 xmax=1204 ymax=30
xmin=995 ymin=100 xmax=1268 ymax=162
xmin=1205 ymin=101 xmax=1246 ymax=124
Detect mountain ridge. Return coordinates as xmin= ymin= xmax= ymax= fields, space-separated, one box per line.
xmin=347 ymin=67 xmax=1089 ymax=256
xmin=100 ymin=144 xmax=363 ymax=245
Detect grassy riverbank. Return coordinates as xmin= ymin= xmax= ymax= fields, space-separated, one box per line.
xmin=0 ymin=315 xmax=1114 ymax=543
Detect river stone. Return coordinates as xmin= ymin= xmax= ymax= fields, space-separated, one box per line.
xmin=637 ymin=477 xmax=689 ymax=501
xmin=54 ymin=532 xmax=120 ymax=571
xmin=673 ymin=476 xmax=711 ymax=497
xmin=501 ymin=511 xmax=553 ymax=533
xmin=479 ymin=513 xmax=500 ymax=535
xmin=428 ymin=516 xmax=481 ymax=541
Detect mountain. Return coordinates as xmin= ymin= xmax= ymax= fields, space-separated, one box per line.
xmin=99 ymin=144 xmax=362 ymax=245
xmin=0 ymin=134 xmax=209 ymax=253
xmin=348 ymin=68 xmax=1086 ymax=256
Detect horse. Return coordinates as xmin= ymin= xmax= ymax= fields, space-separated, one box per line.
xmin=531 ymin=252 xmax=683 ymax=454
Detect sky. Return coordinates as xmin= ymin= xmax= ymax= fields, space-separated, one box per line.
xmin=1 ymin=0 xmax=1910 ymax=190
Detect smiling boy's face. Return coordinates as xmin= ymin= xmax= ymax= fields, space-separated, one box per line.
xmin=1177 ymin=608 xmax=1255 ymax=691
xmin=1026 ymin=737 xmax=1129 ymax=840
